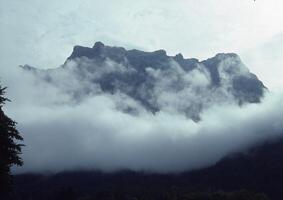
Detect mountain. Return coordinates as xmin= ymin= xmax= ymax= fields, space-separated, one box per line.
xmin=21 ymin=42 xmax=265 ymax=121
xmin=10 ymin=42 xmax=282 ymax=200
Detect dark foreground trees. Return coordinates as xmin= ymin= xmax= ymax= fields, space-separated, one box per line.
xmin=0 ymin=85 xmax=24 ymax=197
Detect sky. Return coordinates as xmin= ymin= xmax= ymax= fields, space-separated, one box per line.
xmin=0 ymin=0 xmax=283 ymax=173
xmin=0 ymin=0 xmax=283 ymax=89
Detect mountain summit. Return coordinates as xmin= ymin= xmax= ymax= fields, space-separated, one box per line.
xmin=22 ymin=42 xmax=265 ymax=120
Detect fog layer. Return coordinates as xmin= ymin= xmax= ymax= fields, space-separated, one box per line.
xmin=1 ymin=54 xmax=283 ymax=174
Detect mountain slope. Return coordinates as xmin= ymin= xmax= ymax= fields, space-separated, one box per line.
xmin=21 ymin=42 xmax=265 ymax=121
xmin=13 ymin=138 xmax=283 ymax=200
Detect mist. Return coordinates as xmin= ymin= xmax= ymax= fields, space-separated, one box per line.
xmin=1 ymin=56 xmax=283 ymax=174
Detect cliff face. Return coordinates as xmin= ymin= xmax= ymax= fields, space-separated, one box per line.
xmin=21 ymin=42 xmax=265 ymax=120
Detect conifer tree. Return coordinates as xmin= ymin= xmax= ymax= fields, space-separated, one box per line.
xmin=0 ymin=85 xmax=24 ymax=196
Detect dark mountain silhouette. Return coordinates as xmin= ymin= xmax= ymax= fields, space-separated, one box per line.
xmin=12 ymin=137 xmax=283 ymax=200
xmin=21 ymin=42 xmax=265 ymax=120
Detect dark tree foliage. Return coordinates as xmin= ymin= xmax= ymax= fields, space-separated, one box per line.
xmin=0 ymin=85 xmax=24 ymax=197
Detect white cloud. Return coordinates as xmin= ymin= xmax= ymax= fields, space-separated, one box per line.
xmin=8 ymin=82 xmax=283 ymax=173
xmin=1 ymin=57 xmax=281 ymax=174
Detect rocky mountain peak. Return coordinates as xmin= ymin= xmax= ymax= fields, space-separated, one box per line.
xmin=22 ymin=42 xmax=266 ymax=121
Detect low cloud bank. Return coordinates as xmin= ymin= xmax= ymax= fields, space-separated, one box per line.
xmin=1 ymin=59 xmax=283 ymax=174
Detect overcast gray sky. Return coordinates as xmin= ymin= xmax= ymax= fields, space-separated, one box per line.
xmin=0 ymin=0 xmax=282 ymax=89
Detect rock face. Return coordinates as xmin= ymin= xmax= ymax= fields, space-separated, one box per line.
xmin=22 ymin=42 xmax=266 ymax=120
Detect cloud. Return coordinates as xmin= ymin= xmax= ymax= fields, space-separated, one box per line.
xmin=1 ymin=56 xmax=282 ymax=174
xmin=0 ymin=0 xmax=282 ymax=174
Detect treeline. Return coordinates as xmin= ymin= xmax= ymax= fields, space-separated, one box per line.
xmin=9 ymin=185 xmax=270 ymax=200
xmin=9 ymin=170 xmax=271 ymax=200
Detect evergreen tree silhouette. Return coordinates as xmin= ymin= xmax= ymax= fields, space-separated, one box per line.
xmin=0 ymin=85 xmax=24 ymax=197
